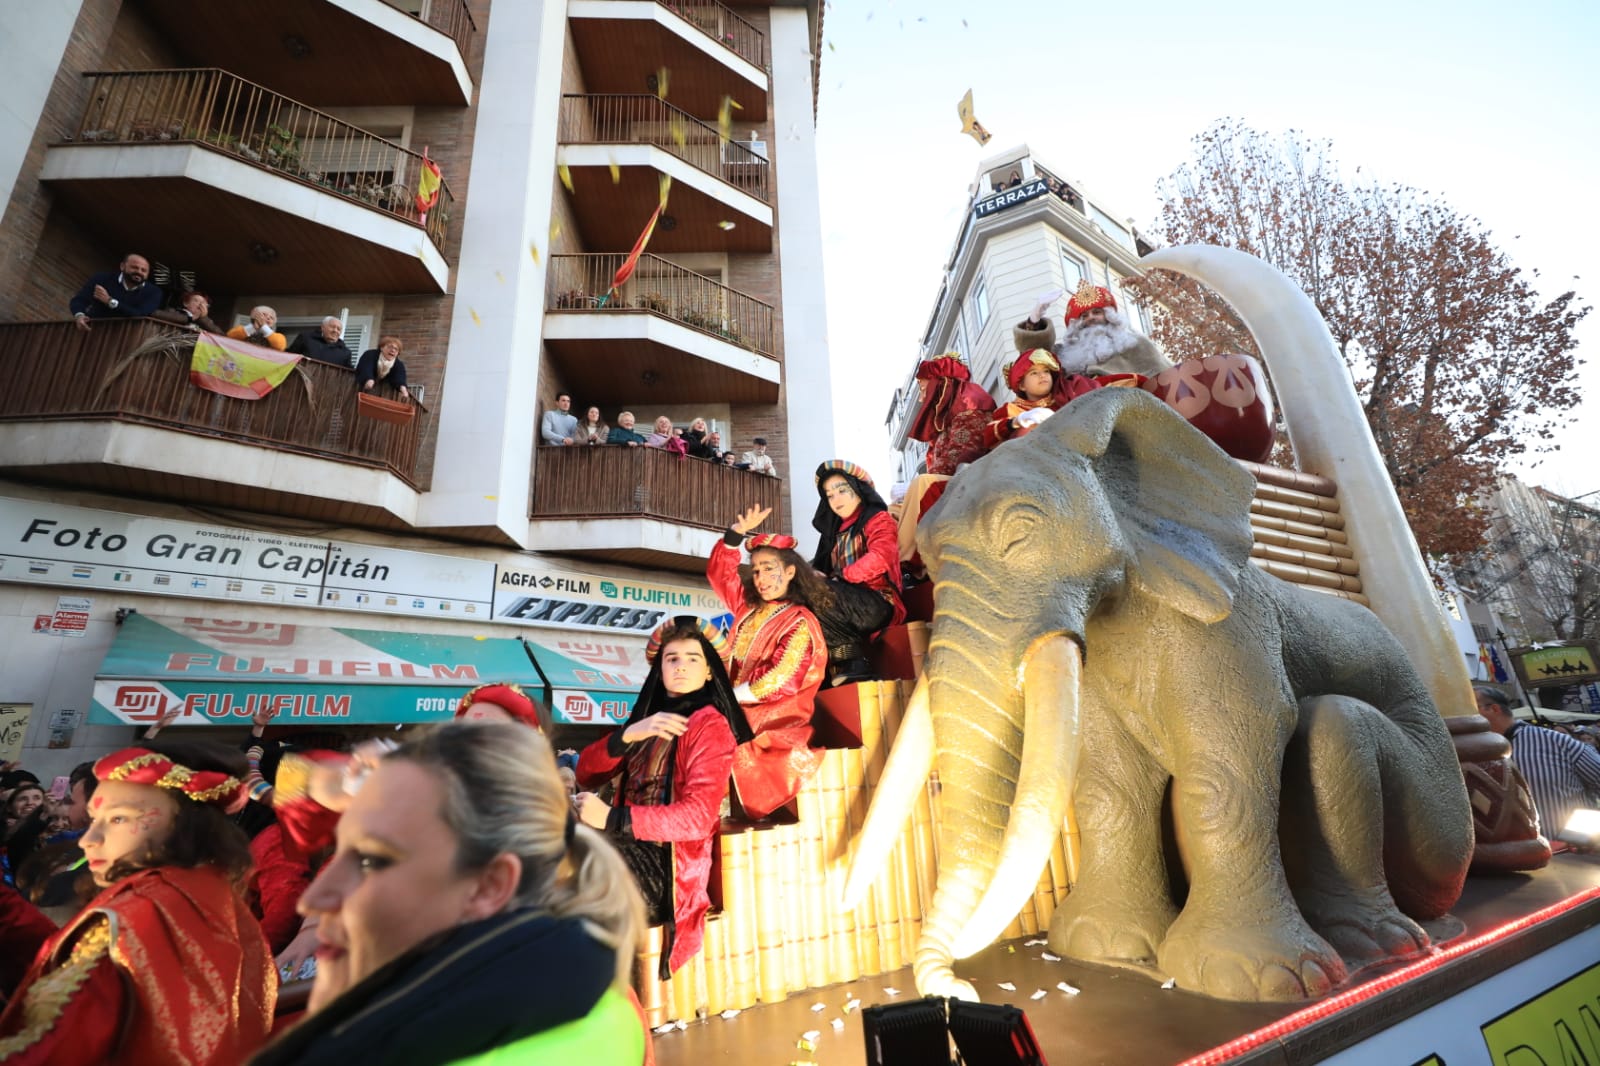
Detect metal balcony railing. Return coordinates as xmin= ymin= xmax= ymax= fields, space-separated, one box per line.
xmin=531 ymin=443 xmax=782 ymax=529
xmin=394 ymin=0 xmax=477 ymax=60
xmin=0 ymin=319 xmax=428 ymax=487
xmin=652 ymin=0 xmax=768 ymax=70
xmin=66 ymin=69 xmax=455 ymax=250
xmin=547 ymin=253 xmax=775 ymax=357
xmin=558 ymin=93 xmax=769 ymax=203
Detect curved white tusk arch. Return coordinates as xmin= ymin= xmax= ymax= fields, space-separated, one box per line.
xmin=1140 ymin=245 xmax=1475 ymax=718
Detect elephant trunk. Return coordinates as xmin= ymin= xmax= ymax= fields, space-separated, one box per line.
xmin=912 ymin=620 xmax=1083 ymax=999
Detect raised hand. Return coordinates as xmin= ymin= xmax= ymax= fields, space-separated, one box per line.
xmin=731 ymin=504 xmax=773 ymax=535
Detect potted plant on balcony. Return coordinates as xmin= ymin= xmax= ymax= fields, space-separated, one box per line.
xmin=556 ymin=289 xmax=592 ymax=310
xmin=637 ymin=290 xmax=670 ymax=314
xmin=262 ymin=124 xmax=301 ymax=171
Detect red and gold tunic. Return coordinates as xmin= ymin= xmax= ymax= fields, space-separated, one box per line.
xmin=0 ymin=865 xmax=275 ymax=1065
xmin=708 ymin=540 xmax=829 ymax=818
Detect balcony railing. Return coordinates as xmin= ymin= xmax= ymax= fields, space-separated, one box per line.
xmin=394 ymin=0 xmax=477 ymax=61
xmin=559 ymin=94 xmax=769 ymax=203
xmin=653 ymin=0 xmax=767 ymax=70
xmin=0 ymin=320 xmax=427 ymax=487
xmin=66 ymin=69 xmax=455 ymax=250
xmin=531 ymin=444 xmax=782 ymax=530
xmin=547 ymin=254 xmax=774 ymax=356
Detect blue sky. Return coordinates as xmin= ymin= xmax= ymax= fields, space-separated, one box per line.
xmin=815 ymin=0 xmax=1599 ymax=500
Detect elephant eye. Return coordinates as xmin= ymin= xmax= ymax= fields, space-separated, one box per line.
xmin=997 ymin=505 xmax=1046 ymax=556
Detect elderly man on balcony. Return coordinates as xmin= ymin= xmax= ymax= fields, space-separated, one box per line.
xmin=289 ymin=316 xmax=355 ymax=368
xmin=70 ymin=253 xmax=163 ymax=331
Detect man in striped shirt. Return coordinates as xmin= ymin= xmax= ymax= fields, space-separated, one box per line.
xmin=1475 ymin=685 xmax=1600 ymax=840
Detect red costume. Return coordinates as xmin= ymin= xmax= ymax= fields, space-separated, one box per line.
xmin=983 ymin=349 xmax=1104 ymax=449
xmin=830 ymin=509 xmax=907 ymax=627
xmin=249 ymin=823 xmax=313 ymax=954
xmin=0 ymin=865 xmax=275 ymax=1065
xmin=576 ymin=707 xmax=735 ymax=974
xmin=708 ymin=538 xmax=828 ymax=818
xmin=908 ymin=352 xmax=996 ymax=474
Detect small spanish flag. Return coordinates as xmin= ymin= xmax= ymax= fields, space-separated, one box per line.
xmin=415 ymin=149 xmax=442 ymax=216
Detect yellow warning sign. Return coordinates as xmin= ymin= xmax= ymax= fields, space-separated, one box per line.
xmin=1480 ymin=961 xmax=1600 ymax=1063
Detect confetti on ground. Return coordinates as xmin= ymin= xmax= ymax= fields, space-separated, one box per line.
xmin=998 ymin=982 xmax=1016 ymax=992
xmin=1006 ymin=945 xmax=1015 ymax=954
xmin=1031 ymin=989 xmax=1048 ymax=1001
xmin=796 ymin=1036 xmax=817 ymax=1052
xmin=654 ymin=1023 xmax=676 ymax=1034
xmin=1161 ymin=978 xmax=1177 ymax=990
xmin=843 ymin=998 xmax=860 ymax=1013
xmin=718 ymin=221 xmax=736 ymax=230
xmin=803 ymin=1030 xmax=821 ymax=1042
xmin=469 ymin=307 xmax=482 ymax=326
xmin=830 ymin=1018 xmax=844 ymax=1032
xmin=1057 ymin=982 xmax=1081 ymax=996
xmin=811 ymin=1002 xmax=826 ymax=1012
xmin=721 ymin=1008 xmax=741 ymax=1019
xmin=1024 ymin=938 xmax=1046 ymax=946
xmin=883 ymin=988 xmax=901 ymax=997
xmin=1041 ymin=952 xmax=1062 ymax=962
xmin=675 ymin=1020 xmax=686 ymax=1030
xmin=557 ymin=164 xmax=573 ymax=194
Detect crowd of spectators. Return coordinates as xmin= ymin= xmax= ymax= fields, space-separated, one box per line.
xmin=541 ymin=393 xmax=780 ymax=475
xmin=68 ymin=254 xmax=416 ymax=404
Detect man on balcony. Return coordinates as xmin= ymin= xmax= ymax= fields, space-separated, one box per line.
xmin=541 ymin=392 xmax=578 ymax=446
xmin=70 ymin=253 xmax=162 ymax=331
xmin=288 ymin=317 xmax=356 ymax=368
xmin=740 ymin=437 xmax=776 ymax=477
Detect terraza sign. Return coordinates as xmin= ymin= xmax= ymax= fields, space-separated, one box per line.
xmin=973 ymin=178 xmax=1048 ymax=219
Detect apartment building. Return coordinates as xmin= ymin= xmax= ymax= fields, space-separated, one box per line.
xmin=884 ymin=143 xmax=1153 ymax=481
xmin=0 ymin=0 xmax=832 ymax=775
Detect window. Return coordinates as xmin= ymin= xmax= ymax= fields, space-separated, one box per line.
xmin=1087 ymin=203 xmax=1135 ymax=251
xmin=951 ymin=313 xmax=968 ymax=359
xmin=968 ymin=276 xmax=989 ymax=333
xmin=1059 ymin=247 xmax=1085 ymax=292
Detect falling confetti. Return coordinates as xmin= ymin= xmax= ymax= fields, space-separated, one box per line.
xmin=549 ymin=218 xmax=562 ymax=242
xmin=1161 ymin=978 xmax=1177 ymax=990
xmin=557 ymin=163 xmax=573 ymax=194
xmin=843 ymin=998 xmax=860 ymax=1013
xmin=670 ymin=115 xmax=687 ymax=150
xmin=721 ymin=1009 xmax=741 ymax=1019
xmin=469 ymin=307 xmax=483 ymax=326
xmin=962 ymin=18 xmax=969 ymax=26
xmin=494 ymin=270 xmax=505 ymax=284
xmin=811 ymin=1002 xmax=826 ymax=1013
xmin=527 ymin=242 xmax=540 ymax=265
xmin=1041 ymin=952 xmax=1062 ymax=962
xmin=655 ymin=66 xmax=670 ymax=99
xmin=830 ymin=1018 xmax=844 ymax=1032
xmin=718 ymin=96 xmax=735 ymax=145
xmin=1024 ymin=939 xmax=1046 ymax=946
xmin=997 ymin=982 xmax=1016 ymax=992
xmin=1031 ymin=989 xmax=1048 ymax=1001
xmin=608 ymin=154 xmax=620 ymax=184
xmin=717 ymin=221 xmax=736 ymax=230
xmin=1057 ymin=982 xmax=1081 ymax=996
xmin=415 ymin=244 xmax=427 ymax=261
xmin=958 ymin=89 xmax=992 ymax=146
xmin=827 ymin=40 xmax=835 ymax=51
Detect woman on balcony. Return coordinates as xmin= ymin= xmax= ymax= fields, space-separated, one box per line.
xmin=576 ymin=406 xmax=610 ymax=446
xmin=646 ymin=416 xmax=687 ymax=457
xmin=151 ymin=290 xmax=222 ymax=334
xmin=707 ymin=512 xmax=830 ymax=820
xmin=354 ymin=336 xmax=410 ymax=402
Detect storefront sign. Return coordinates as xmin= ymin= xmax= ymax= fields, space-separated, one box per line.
xmin=0 ymin=704 xmax=31 ymax=763
xmin=47 ymin=708 xmax=80 ymax=749
xmin=34 ymin=595 xmax=92 ymax=637
xmin=493 ymin=560 xmax=723 ymax=635
xmin=525 ymin=635 xmax=653 ymax=725
xmin=1509 ymin=640 xmax=1600 ymax=688
xmin=0 ymin=498 xmax=495 ymax=621
xmin=973 ymin=177 xmax=1048 ymax=219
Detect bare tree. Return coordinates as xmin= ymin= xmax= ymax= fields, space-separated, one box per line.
xmin=1128 ymin=120 xmax=1588 ymax=556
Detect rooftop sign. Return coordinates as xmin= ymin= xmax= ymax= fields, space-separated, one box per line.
xmin=973 ymin=178 xmax=1048 ymax=219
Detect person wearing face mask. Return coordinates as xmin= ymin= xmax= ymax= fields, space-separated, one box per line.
xmin=0 ymin=742 xmax=274 ymax=1065
xmin=249 ymin=722 xmax=646 ymax=1066
xmin=810 ymin=460 xmax=905 ymax=686
xmin=575 ymin=617 xmax=751 ymax=978
xmin=228 ymin=305 xmax=290 ymax=351
xmin=707 ymin=511 xmax=831 ymax=819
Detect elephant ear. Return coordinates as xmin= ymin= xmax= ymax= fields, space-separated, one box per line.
xmin=1046 ymin=389 xmax=1257 ymax=623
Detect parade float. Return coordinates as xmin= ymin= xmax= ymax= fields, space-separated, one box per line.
xmin=644 ymin=247 xmax=1600 ymax=1065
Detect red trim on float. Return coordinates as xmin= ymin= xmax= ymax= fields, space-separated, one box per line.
xmin=1178 ymin=886 xmax=1600 ymax=1066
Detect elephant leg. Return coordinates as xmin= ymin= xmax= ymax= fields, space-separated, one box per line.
xmin=1281 ymin=695 xmax=1429 ymax=963
xmin=1048 ymin=705 xmax=1175 ymax=964
xmin=1157 ymin=693 xmax=1346 ymax=1001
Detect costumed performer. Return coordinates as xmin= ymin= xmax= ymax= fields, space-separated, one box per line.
xmin=811 ymin=460 xmax=905 ymax=685
xmin=0 ymin=742 xmax=275 ymax=1066
xmin=1013 ymin=279 xmax=1171 ymax=379
xmin=984 ymin=347 xmax=1102 ymax=448
xmin=708 ymin=509 xmax=831 ymax=818
xmin=574 ymin=617 xmax=751 ymax=978
xmin=250 ymin=721 xmax=647 ymax=1066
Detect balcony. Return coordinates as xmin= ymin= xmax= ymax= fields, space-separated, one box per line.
xmin=41 ymin=70 xmax=452 ymax=294
xmin=134 ymin=0 xmax=475 ymax=106
xmin=568 ymin=0 xmax=767 ymax=118
xmin=0 ymin=320 xmax=428 ymax=529
xmin=544 ymin=254 xmax=779 ymax=404
xmin=558 ymin=94 xmax=773 ymax=254
xmin=530 ymin=444 xmax=783 ymax=572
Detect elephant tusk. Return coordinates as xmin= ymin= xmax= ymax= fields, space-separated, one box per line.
xmin=950 ymin=634 xmax=1082 ymax=959
xmin=841 ymin=673 xmax=934 ymax=910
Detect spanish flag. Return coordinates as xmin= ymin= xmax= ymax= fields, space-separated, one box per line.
xmin=190 ymin=332 xmax=301 ymax=399
xmin=415 ymin=149 xmax=442 ymax=215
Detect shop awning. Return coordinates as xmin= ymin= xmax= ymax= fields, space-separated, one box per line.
xmin=92 ymin=613 xmax=542 ymax=726
xmin=523 ymin=634 xmax=651 ymax=726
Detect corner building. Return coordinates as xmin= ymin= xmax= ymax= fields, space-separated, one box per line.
xmin=0 ymin=0 xmax=834 ymax=775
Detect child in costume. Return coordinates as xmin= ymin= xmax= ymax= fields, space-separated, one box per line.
xmin=811 ymin=460 xmax=904 ymax=684
xmin=984 ymin=347 xmax=1102 ymax=448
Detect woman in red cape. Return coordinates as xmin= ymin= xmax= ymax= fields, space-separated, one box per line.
xmin=707 ymin=508 xmax=830 ymax=818
xmin=0 ymin=743 xmax=275 ymax=1065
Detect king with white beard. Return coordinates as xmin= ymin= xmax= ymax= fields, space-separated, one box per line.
xmin=1013 ymin=280 xmax=1172 ymax=379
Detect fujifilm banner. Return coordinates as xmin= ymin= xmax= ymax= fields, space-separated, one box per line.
xmin=0 ymin=498 xmax=496 ymax=620
xmin=493 ymin=560 xmax=726 ymax=635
